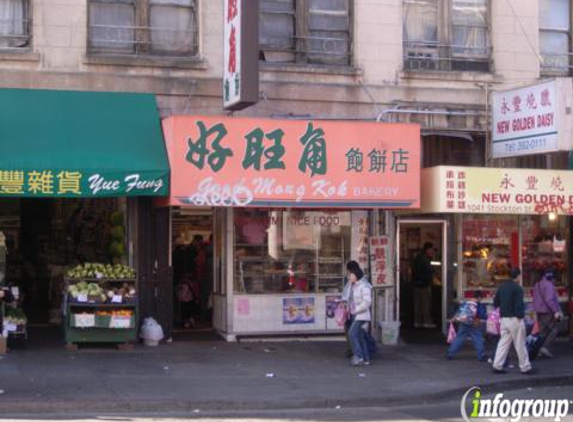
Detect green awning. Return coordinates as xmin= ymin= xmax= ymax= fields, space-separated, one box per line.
xmin=0 ymin=88 xmax=169 ymax=197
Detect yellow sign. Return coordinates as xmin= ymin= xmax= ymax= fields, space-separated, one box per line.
xmin=421 ymin=166 xmax=573 ymax=215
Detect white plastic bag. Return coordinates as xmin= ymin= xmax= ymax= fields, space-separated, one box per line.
xmin=140 ymin=317 xmax=164 ymax=346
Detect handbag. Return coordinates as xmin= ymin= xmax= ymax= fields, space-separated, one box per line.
xmin=486 ymin=308 xmax=500 ymax=336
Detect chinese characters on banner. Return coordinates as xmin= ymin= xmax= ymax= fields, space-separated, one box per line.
xmin=370 ymin=236 xmax=393 ymax=286
xmin=223 ymin=0 xmax=259 ymax=110
xmin=422 ymin=166 xmax=573 ymax=216
xmin=0 ymin=170 xmax=165 ymax=198
xmin=163 ymin=116 xmax=421 ymax=207
xmin=492 ymin=79 xmax=573 ymax=158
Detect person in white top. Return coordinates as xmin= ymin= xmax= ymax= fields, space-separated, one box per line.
xmin=346 ymin=260 xmax=373 ymax=366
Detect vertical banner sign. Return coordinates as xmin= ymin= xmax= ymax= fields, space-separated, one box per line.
xmin=370 ymin=236 xmax=393 ymax=286
xmin=223 ymin=0 xmax=259 ymax=111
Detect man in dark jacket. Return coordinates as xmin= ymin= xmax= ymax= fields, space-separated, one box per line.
xmin=492 ymin=264 xmax=534 ymax=374
xmin=411 ymin=242 xmax=435 ymax=328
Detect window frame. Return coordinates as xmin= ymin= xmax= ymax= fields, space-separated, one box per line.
xmin=539 ymin=0 xmax=573 ymax=76
xmin=259 ymin=0 xmax=353 ymax=67
xmin=87 ymin=0 xmax=199 ymax=58
xmin=0 ymin=0 xmax=31 ymax=51
xmin=402 ymin=0 xmax=491 ymax=73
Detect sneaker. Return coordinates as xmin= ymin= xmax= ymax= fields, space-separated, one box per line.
xmin=351 ymin=356 xmax=365 ymax=366
xmin=522 ymin=368 xmax=537 ymax=375
xmin=363 ymin=360 xmax=371 ymax=366
xmin=540 ymin=347 xmax=554 ymax=359
xmin=493 ymin=368 xmax=507 ymax=374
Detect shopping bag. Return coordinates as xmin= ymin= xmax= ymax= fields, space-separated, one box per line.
xmin=486 ymin=308 xmax=500 ymax=336
xmin=447 ymin=322 xmax=457 ymax=344
xmin=334 ymin=302 xmax=348 ymax=327
xmin=531 ymin=319 xmax=540 ymax=335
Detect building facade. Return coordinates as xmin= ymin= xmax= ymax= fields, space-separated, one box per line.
xmin=0 ymin=0 xmax=568 ymax=340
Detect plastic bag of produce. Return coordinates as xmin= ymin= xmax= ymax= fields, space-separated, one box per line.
xmin=140 ymin=317 xmax=164 ymax=346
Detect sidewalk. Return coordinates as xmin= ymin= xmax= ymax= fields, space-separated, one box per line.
xmin=0 ymin=330 xmax=572 ymax=416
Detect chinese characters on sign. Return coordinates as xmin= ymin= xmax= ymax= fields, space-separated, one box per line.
xmin=0 ymin=170 xmax=83 ymax=195
xmin=0 ymin=170 xmax=165 ymax=198
xmin=163 ymin=116 xmax=421 ymax=208
xmin=444 ymin=169 xmax=467 ymax=211
xmin=223 ymin=0 xmax=259 ymax=110
xmin=492 ymin=79 xmax=572 ymax=158
xmin=370 ymin=236 xmax=392 ymax=286
xmin=423 ymin=166 xmax=573 ymax=216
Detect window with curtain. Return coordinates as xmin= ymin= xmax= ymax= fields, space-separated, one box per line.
xmin=0 ymin=0 xmax=30 ymax=49
xmin=88 ymin=0 xmax=198 ymax=56
xmin=539 ymin=0 xmax=570 ymax=75
xmin=403 ymin=0 xmax=490 ymax=72
xmin=259 ymin=0 xmax=351 ymax=66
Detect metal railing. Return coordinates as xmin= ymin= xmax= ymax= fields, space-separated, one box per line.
xmin=0 ymin=16 xmax=31 ymax=50
xmin=88 ymin=23 xmax=198 ymax=55
xmin=540 ymin=52 xmax=572 ymax=74
xmin=403 ymin=41 xmax=491 ymax=72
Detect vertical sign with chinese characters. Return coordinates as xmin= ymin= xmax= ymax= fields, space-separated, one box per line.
xmin=492 ymin=79 xmax=573 ymax=158
xmin=223 ymin=0 xmax=259 ymax=111
xmin=370 ymin=236 xmax=393 ymax=286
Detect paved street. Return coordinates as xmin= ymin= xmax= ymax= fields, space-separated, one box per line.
xmin=0 ymin=328 xmax=572 ymax=419
xmin=3 ymin=385 xmax=573 ymax=422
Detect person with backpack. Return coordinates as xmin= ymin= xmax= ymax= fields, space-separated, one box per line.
xmin=447 ymin=291 xmax=488 ymax=361
xmin=491 ymin=263 xmax=534 ymax=375
xmin=346 ymin=261 xmax=373 ymax=366
xmin=532 ymin=269 xmax=563 ymax=358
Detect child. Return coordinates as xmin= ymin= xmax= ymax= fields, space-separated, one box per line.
xmin=447 ymin=291 xmax=488 ymax=361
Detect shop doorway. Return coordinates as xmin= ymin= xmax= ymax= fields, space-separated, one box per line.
xmin=0 ymin=198 xmax=128 ymax=347
xmin=171 ymin=208 xmax=214 ymax=335
xmin=397 ymin=220 xmax=447 ymax=342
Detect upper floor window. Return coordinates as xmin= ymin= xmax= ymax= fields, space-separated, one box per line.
xmin=259 ymin=0 xmax=351 ymax=66
xmin=88 ymin=0 xmax=198 ymax=57
xmin=540 ymin=0 xmax=570 ymax=75
xmin=403 ymin=0 xmax=490 ymax=72
xmin=0 ymin=0 xmax=30 ymax=49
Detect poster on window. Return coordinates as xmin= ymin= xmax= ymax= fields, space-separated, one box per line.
xmin=325 ymin=294 xmax=344 ymax=330
xmin=370 ymin=235 xmax=393 ymax=286
xmin=282 ymin=297 xmax=315 ymax=324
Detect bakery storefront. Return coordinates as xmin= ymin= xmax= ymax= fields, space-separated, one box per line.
xmin=162 ymin=116 xmax=420 ymax=340
xmin=421 ymin=166 xmax=571 ymax=311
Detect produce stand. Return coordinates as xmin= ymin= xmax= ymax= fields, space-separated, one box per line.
xmin=63 ymin=263 xmax=138 ymax=350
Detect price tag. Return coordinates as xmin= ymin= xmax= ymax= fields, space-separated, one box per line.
xmin=74 ymin=313 xmax=95 ymax=328
xmin=95 ymin=272 xmax=103 ymax=280
xmin=111 ymin=295 xmax=123 ymax=304
xmin=109 ymin=316 xmax=131 ymax=329
xmin=77 ymin=294 xmax=88 ymax=303
xmin=10 ymin=287 xmax=19 ymax=300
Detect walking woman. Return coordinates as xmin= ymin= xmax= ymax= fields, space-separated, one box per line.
xmin=346 ymin=260 xmax=373 ymax=366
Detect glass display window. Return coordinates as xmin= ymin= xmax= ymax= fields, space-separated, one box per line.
xmin=461 ymin=215 xmax=519 ymax=289
xmin=521 ymin=215 xmax=568 ymax=288
xmin=233 ymin=209 xmax=352 ymax=294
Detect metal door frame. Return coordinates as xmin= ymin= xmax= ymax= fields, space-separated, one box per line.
xmin=396 ymin=219 xmax=448 ymax=332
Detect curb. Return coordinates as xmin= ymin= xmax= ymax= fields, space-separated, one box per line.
xmin=2 ymin=374 xmax=572 ymax=417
